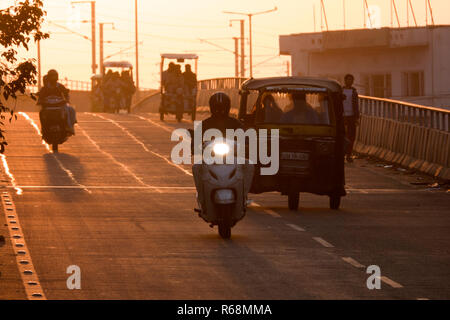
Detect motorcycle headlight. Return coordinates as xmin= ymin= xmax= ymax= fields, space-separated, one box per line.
xmin=213 ymin=143 xmax=230 ymax=156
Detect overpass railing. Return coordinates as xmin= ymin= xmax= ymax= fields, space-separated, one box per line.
xmin=356 ymin=95 xmax=450 ymax=180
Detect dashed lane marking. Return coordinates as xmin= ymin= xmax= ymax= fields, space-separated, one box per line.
xmin=249 ymin=202 xmax=282 ymax=218
xmin=313 ymin=237 xmax=334 ymax=248
xmin=1 ymin=192 xmax=46 ymax=300
xmin=342 ymin=257 xmax=365 ymax=269
xmin=286 ymin=224 xmax=305 ymax=232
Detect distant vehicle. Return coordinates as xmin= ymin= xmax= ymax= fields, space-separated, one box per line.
xmin=103 ymin=61 xmax=134 ymax=114
xmin=159 ymin=53 xmax=198 ymax=122
xmin=91 ymin=61 xmax=134 ymax=113
xmin=239 ymin=77 xmax=347 ymax=210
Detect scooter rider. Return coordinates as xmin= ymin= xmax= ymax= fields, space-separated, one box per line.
xmin=38 ymin=69 xmax=77 ymax=135
xmin=192 ymin=92 xmax=254 ymax=211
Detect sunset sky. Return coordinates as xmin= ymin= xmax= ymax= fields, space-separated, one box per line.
xmin=4 ymin=0 xmax=450 ymax=89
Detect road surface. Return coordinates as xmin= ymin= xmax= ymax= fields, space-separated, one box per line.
xmin=0 ymin=112 xmax=449 ymax=300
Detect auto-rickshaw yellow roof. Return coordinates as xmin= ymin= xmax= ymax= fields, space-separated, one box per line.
xmin=241 ymin=77 xmax=342 ymax=92
xmin=161 ymin=53 xmax=198 ymax=60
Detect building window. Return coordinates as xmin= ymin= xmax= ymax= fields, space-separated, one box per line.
xmin=402 ymin=71 xmax=424 ymax=97
xmin=362 ymin=73 xmax=392 ymax=98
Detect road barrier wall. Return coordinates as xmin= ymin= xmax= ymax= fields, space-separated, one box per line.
xmin=355 ymin=96 xmax=450 ymax=180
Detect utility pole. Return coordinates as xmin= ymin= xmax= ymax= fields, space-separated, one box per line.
xmin=37 ymin=40 xmax=42 ymax=90
xmin=286 ymin=60 xmax=290 ymax=77
xmin=71 ymin=1 xmax=96 ymax=75
xmin=135 ymin=0 xmax=140 ymax=99
xmin=233 ymin=37 xmax=239 ymax=77
xmin=99 ymin=22 xmax=114 ymax=76
xmin=224 ymin=7 xmax=277 ymax=78
xmin=230 ymin=19 xmax=246 ymax=78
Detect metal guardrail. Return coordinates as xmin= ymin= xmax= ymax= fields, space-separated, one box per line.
xmin=359 ymin=95 xmax=450 ymax=132
xmin=198 ymin=77 xmax=247 ymax=90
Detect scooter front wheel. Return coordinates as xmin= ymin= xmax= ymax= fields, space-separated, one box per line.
xmin=218 ymin=205 xmax=232 ymax=239
xmin=52 ymin=143 xmax=58 ymax=153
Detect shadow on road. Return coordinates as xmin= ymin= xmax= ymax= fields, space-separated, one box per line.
xmin=43 ymin=153 xmax=88 ymax=199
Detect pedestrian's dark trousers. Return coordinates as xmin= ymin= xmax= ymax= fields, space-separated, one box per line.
xmin=344 ymin=116 xmax=358 ymax=156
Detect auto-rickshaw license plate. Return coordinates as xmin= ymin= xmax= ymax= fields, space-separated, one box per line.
xmin=281 ymin=152 xmax=310 ymax=161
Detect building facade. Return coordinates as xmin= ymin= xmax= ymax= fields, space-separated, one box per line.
xmin=279 ymin=26 xmax=450 ymax=109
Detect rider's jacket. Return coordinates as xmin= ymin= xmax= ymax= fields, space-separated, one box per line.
xmin=201 ymin=114 xmax=244 ymax=137
xmin=37 ymin=83 xmax=70 ymax=106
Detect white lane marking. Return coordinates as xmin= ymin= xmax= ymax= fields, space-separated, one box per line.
xmin=19 ymin=112 xmax=91 ymax=194
xmin=286 ymin=224 xmax=305 ymax=232
xmin=1 ymin=155 xmax=23 ymax=195
xmin=249 ymin=202 xmax=282 ymax=218
xmin=77 ymin=126 xmax=162 ymax=193
xmin=380 ymin=276 xmax=404 ymax=288
xmin=313 ymin=237 xmax=334 ymax=248
xmin=89 ymin=113 xmax=193 ymax=177
xmin=1 ymin=192 xmax=46 ymax=300
xmin=134 ymin=115 xmax=174 ymax=133
xmin=342 ymin=257 xmax=365 ymax=269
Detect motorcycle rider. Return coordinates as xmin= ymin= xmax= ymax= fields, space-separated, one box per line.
xmin=37 ymin=69 xmax=76 ymax=135
xmin=192 ymin=92 xmax=254 ymax=211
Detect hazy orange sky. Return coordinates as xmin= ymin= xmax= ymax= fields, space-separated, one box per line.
xmin=4 ymin=0 xmax=450 ymax=88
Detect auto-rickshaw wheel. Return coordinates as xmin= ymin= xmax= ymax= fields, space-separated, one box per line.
xmin=288 ymin=192 xmax=300 ymax=211
xmin=329 ymin=195 xmax=341 ymax=210
xmin=160 ymin=112 xmax=164 ymax=121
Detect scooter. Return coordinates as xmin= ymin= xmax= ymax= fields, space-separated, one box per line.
xmin=193 ymin=138 xmax=254 ymax=239
xmin=40 ymin=95 xmax=71 ymax=153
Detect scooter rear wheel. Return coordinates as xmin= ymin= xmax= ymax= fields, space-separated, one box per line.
xmin=288 ymin=192 xmax=300 ymax=211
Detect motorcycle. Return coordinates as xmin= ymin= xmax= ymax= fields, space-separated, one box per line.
xmin=40 ymin=95 xmax=71 ymax=153
xmin=192 ymin=136 xmax=254 ymax=239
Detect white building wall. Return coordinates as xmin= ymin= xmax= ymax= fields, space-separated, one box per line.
xmin=280 ymin=26 xmax=450 ymax=109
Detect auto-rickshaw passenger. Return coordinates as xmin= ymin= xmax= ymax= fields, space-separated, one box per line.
xmin=261 ymin=94 xmax=283 ymax=123
xmin=121 ymin=70 xmax=136 ymax=109
xmin=280 ymin=92 xmax=320 ymax=124
xmin=183 ymin=64 xmax=197 ymax=95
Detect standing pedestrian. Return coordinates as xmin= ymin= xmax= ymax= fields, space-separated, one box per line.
xmin=342 ymin=74 xmax=360 ymax=163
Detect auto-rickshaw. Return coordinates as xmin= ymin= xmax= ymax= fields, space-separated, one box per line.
xmin=238 ymin=77 xmax=346 ymax=210
xmin=160 ymin=53 xmax=198 ymax=122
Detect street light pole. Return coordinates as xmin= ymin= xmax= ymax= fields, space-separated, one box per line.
xmin=224 ymin=7 xmax=277 ymax=78
xmin=71 ymin=1 xmax=96 ymax=75
xmin=230 ymin=19 xmax=245 ymax=78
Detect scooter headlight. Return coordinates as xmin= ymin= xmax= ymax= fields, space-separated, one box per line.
xmin=213 ymin=143 xmax=230 ymax=156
